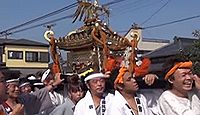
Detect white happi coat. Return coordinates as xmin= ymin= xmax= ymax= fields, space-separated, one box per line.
xmin=158 ymin=89 xmax=200 ymax=115
xmin=74 ymin=91 xmax=114 ymax=115
xmin=107 ymin=91 xmax=154 ymax=115
xmin=49 ymin=91 xmax=65 ymax=106
xmin=0 ymin=105 xmax=8 ymax=115
xmin=139 ymin=89 xmax=163 ymax=115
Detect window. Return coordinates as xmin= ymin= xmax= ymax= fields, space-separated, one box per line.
xmin=39 ymin=52 xmax=49 ymax=63
xmin=0 ymin=47 xmax=2 ymax=62
xmin=8 ymin=51 xmax=23 ymax=59
xmin=26 ymin=52 xmax=38 ymax=62
xmin=25 ymin=51 xmax=49 ymax=63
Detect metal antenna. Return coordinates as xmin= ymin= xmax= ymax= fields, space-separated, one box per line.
xmin=44 ymin=24 xmax=56 ymax=30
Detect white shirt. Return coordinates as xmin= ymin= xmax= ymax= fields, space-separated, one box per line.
xmin=107 ymin=90 xmax=154 ymax=115
xmin=74 ymin=91 xmax=114 ymax=115
xmin=139 ymin=89 xmax=163 ymax=115
xmin=158 ymin=90 xmax=200 ymax=115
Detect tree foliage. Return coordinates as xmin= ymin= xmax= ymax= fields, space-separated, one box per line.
xmin=184 ymin=30 xmax=200 ymax=76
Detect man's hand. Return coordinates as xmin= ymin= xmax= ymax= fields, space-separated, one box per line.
xmin=143 ymin=74 xmax=158 ymax=86
xmin=11 ymin=104 xmax=24 ymax=115
xmin=104 ymin=71 xmax=111 ymax=78
xmin=47 ymin=73 xmax=64 ymax=91
xmin=192 ymin=75 xmax=200 ymax=90
xmin=53 ymin=73 xmax=64 ymax=86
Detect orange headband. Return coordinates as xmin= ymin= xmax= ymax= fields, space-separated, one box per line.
xmin=165 ymin=61 xmax=192 ymax=79
xmin=114 ymin=66 xmax=129 ymax=84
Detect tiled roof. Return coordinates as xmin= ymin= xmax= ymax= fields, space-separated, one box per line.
xmin=0 ymin=38 xmax=49 ymax=47
xmin=142 ymin=38 xmax=170 ymax=43
xmin=144 ymin=36 xmax=197 ymax=58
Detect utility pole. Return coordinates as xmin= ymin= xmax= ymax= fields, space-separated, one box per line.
xmin=0 ymin=31 xmax=9 ymax=39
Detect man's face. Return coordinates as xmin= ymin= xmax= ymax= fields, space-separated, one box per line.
xmin=0 ymin=72 xmax=7 ymax=104
xmin=171 ymin=68 xmax=193 ymax=93
xmin=87 ymin=77 xmax=105 ymax=96
xmin=43 ymin=74 xmax=54 ymax=86
xmin=123 ymin=72 xmax=139 ymax=93
xmin=20 ymin=84 xmax=32 ymax=94
xmin=7 ymin=82 xmax=20 ymax=98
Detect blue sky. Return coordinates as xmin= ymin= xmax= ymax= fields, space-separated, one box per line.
xmin=0 ymin=0 xmax=200 ymax=43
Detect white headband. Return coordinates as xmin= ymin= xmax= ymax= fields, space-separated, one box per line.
xmin=33 ymin=82 xmax=44 ymax=86
xmin=6 ymin=78 xmax=19 ymax=83
xmin=28 ymin=76 xmax=36 ymax=80
xmin=19 ymin=82 xmax=30 ymax=88
xmin=84 ymin=73 xmax=105 ymax=82
xmin=41 ymin=69 xmax=51 ymax=82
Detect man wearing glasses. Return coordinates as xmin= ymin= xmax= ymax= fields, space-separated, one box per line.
xmin=74 ymin=72 xmax=114 ymax=115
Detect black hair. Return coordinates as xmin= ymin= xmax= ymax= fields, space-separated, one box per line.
xmin=67 ymin=74 xmax=80 ymax=84
xmin=106 ymin=67 xmax=120 ymax=91
xmin=1 ymin=69 xmax=21 ymax=81
xmin=66 ymin=74 xmax=85 ymax=95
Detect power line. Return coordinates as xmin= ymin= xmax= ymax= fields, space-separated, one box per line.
xmin=0 ymin=2 xmax=78 ymax=35
xmin=143 ymin=14 xmax=200 ymax=29
xmin=103 ymin=0 xmax=129 ymax=7
xmin=109 ymin=0 xmax=142 ymax=16
xmin=141 ymin=0 xmax=171 ymax=25
xmin=116 ymin=14 xmax=200 ymax=33
xmin=109 ymin=0 xmax=142 ymax=10
xmin=1 ymin=14 xmax=74 ymax=37
xmin=0 ymin=0 xmax=128 ymax=36
xmin=0 ymin=0 xmax=127 ymax=36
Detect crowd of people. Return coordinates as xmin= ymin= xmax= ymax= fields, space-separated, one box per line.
xmin=0 ymin=57 xmax=200 ymax=115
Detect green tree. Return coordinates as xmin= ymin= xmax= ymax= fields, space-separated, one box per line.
xmin=185 ymin=30 xmax=200 ymax=76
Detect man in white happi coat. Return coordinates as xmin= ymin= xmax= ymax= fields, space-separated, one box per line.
xmin=107 ymin=66 xmax=155 ymax=115
xmin=158 ymin=59 xmax=200 ymax=115
xmin=74 ymin=72 xmax=114 ymax=115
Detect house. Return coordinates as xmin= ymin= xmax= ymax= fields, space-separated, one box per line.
xmin=0 ymin=38 xmax=49 ymax=76
xmin=144 ymin=36 xmax=197 ymax=78
xmin=124 ymin=25 xmax=170 ymax=54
